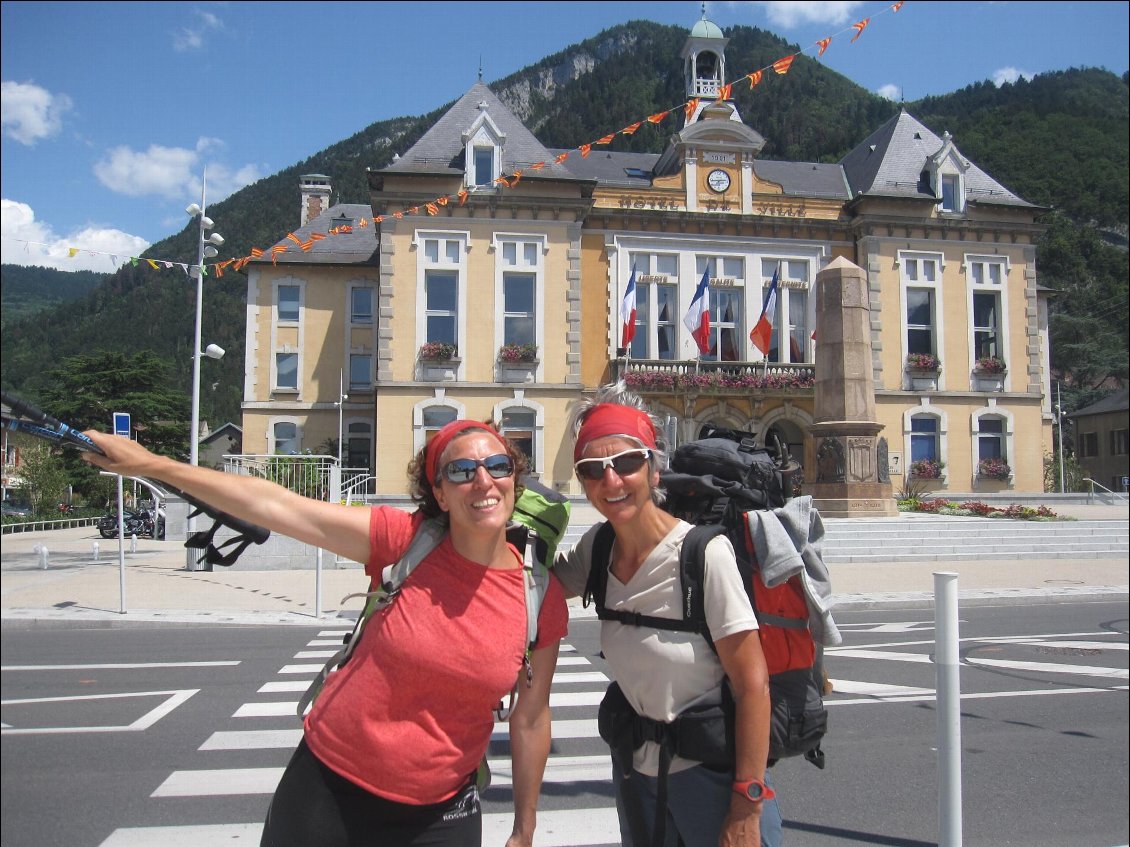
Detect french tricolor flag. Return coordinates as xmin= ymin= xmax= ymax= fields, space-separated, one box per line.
xmin=620 ymin=266 xmax=637 ymax=349
xmin=684 ymin=267 xmax=712 ymax=355
xmin=750 ymin=268 xmax=779 ymax=356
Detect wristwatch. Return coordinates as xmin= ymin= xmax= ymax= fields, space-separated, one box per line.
xmin=732 ymin=777 xmax=776 ymax=803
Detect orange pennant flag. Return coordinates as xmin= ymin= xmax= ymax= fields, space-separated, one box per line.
xmin=746 ymin=70 xmax=763 ymax=88
xmin=529 ymin=161 xmax=546 ymax=170
xmin=312 ymin=230 xmax=330 ymax=239
xmin=358 ymin=217 xmax=369 ymax=227
xmin=437 ymin=195 xmax=449 ymax=205
xmin=579 ymin=144 xmax=592 ymax=158
xmin=717 ymin=83 xmax=733 ymax=100
xmin=891 ymin=1 xmax=904 ymax=10
xmin=773 ymin=55 xmax=795 ymax=75
xmin=620 ymin=121 xmax=642 ymax=136
xmin=495 ymin=175 xmax=512 ymax=187
xmin=851 ymin=18 xmax=869 ymax=42
xmin=816 ymin=37 xmax=831 ymax=56
xmin=510 ymin=170 xmax=523 ymax=186
xmin=393 ymin=211 xmax=403 ymax=219
xmin=373 ymin=216 xmax=384 ymax=224
xmin=684 ymin=98 xmax=700 ymax=123
xmin=458 ymin=190 xmax=469 ymax=205
xmin=271 ymin=245 xmax=287 ymax=254
xmin=286 ymin=233 xmax=301 ymax=245
xmin=554 ymin=152 xmax=570 ymax=163
xmin=595 ymin=133 xmax=616 ymax=146
xmin=250 ymin=247 xmax=264 ymax=258
xmin=646 ymin=110 xmax=670 ymax=124
xmin=426 ymin=203 xmax=439 ymax=216
xmin=300 ymin=239 xmax=315 ymax=252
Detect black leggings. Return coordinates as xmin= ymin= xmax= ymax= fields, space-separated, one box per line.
xmin=260 ymin=739 xmax=482 ymax=847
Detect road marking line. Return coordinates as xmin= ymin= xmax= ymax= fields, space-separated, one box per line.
xmin=151 ymin=767 xmax=284 ymax=797
xmin=257 ymin=681 xmax=310 ymax=693
xmin=277 ymin=663 xmax=323 ymax=674
xmin=2 ymin=689 xmax=197 ymax=735
xmin=484 ymin=807 xmax=619 ymax=846
xmin=233 ymin=702 xmax=296 ymax=718
xmin=487 ymin=754 xmax=611 ymax=786
xmin=1 ymin=661 xmax=238 ymax=671
xmin=100 ymin=823 xmax=262 ymax=845
xmin=199 ymin=729 xmax=302 ymax=750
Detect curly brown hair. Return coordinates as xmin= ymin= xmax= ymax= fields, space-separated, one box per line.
xmin=407 ymin=427 xmax=529 ymax=518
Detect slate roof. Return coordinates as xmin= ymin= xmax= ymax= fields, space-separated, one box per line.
xmin=840 ymin=110 xmax=1034 ymax=208
xmin=256 ymin=203 xmax=379 ymax=266
xmin=1069 ymin=388 xmax=1130 ymax=419
xmin=380 ymin=82 xmax=578 ymax=181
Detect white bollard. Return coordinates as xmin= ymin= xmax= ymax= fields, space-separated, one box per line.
xmin=92 ymin=541 xmax=100 ymax=561
xmin=934 ymin=571 xmax=963 ymax=847
xmin=36 ymin=544 xmax=49 ymax=570
xmin=130 ymin=533 xmax=137 ymax=553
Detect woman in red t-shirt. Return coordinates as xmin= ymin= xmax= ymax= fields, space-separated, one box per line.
xmin=82 ymin=419 xmax=568 ymax=847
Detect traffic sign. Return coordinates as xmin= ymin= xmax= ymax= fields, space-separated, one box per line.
xmin=113 ymin=412 xmax=131 ymax=438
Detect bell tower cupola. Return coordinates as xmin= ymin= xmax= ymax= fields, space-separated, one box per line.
xmin=681 ymin=6 xmax=729 ymax=125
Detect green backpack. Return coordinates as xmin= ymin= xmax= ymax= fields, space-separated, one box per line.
xmin=297 ymin=477 xmax=570 ymax=739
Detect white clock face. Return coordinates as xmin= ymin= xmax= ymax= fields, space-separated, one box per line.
xmin=707 ymin=168 xmax=731 ymax=193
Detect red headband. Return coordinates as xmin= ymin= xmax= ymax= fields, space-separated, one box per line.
xmin=573 ymin=404 xmax=658 ymax=462
xmin=426 ymin=420 xmax=507 ymax=484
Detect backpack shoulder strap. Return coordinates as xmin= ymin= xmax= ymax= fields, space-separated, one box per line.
xmin=679 ymin=524 xmax=728 ymax=652
xmin=582 ymin=521 xmax=616 ymax=615
xmin=296 ymin=515 xmax=448 ymax=717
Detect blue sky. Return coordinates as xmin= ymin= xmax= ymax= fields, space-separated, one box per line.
xmin=2 ymin=1 xmax=1127 ymax=272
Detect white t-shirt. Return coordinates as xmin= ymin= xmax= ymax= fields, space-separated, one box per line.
xmin=557 ymin=520 xmax=758 ymax=776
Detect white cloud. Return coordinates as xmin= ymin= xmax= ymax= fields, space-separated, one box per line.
xmin=91 ymin=139 xmax=264 ymax=202
xmin=752 ymin=1 xmax=864 ymax=29
xmin=0 ymin=80 xmax=73 ymax=146
xmin=993 ymin=66 xmax=1035 ymax=86
xmin=173 ymin=8 xmax=224 ymax=52
xmin=1 ymin=198 xmax=150 ymax=273
xmin=877 ymin=84 xmax=902 ymax=101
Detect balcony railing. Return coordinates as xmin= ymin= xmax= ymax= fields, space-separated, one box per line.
xmin=613 ymin=359 xmax=816 ymax=394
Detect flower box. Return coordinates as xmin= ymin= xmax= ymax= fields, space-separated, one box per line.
xmin=497 ymin=343 xmax=538 ymax=364
xmin=906 ymin=353 xmax=941 ymax=372
xmin=419 ymin=342 xmax=457 ymax=362
xmin=977 ymin=458 xmax=1011 ymax=481
xmin=975 ymin=355 xmax=1006 ymax=375
xmin=909 ymin=459 xmax=945 ymax=479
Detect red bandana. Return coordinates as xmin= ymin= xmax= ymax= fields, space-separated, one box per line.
xmin=573 ymin=404 xmax=658 ymax=462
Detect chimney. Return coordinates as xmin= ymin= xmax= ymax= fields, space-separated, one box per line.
xmin=299 ymin=174 xmax=332 ymax=227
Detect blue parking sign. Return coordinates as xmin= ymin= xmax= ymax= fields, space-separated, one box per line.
xmin=113 ymin=412 xmax=131 ymax=437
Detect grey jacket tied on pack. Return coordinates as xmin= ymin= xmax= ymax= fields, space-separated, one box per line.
xmin=745 ymin=496 xmax=842 ymax=648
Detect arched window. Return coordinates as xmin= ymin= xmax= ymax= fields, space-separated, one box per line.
xmin=272 ymin=421 xmax=300 ymax=455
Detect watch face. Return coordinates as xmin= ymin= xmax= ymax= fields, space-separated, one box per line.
xmin=707 ymin=168 xmax=731 ymax=193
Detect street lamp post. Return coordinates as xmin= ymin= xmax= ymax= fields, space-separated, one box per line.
xmin=185 ymin=170 xmax=224 ymax=569
xmin=1055 ymin=380 xmax=1066 ymax=494
xmin=186 ymin=169 xmax=225 ymax=467
xmin=335 ymin=369 xmax=348 ymax=468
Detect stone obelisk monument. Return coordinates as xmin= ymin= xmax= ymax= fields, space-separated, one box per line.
xmin=807 ymin=256 xmax=897 ymax=517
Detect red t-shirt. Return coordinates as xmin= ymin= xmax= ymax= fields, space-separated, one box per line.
xmin=303 ymin=507 xmax=569 ymax=804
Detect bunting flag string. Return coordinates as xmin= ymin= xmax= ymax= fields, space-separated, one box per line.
xmin=0 ymin=2 xmax=908 ymax=280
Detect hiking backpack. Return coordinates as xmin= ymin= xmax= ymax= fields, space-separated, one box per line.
xmin=297 ymin=476 xmax=569 ymax=721
xmin=583 ymin=426 xmax=837 ymax=768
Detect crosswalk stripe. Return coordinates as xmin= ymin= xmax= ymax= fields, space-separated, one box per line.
xmin=233 ymin=702 xmax=296 ymax=718
xmin=293 ymin=650 xmax=338 ymax=659
xmin=555 ymin=655 xmax=595 ymax=666
xmin=278 ymin=663 xmax=324 ymax=674
xmin=100 ymin=823 xmax=262 ymax=845
xmin=492 ymin=717 xmax=600 ymax=740
xmin=199 ymin=729 xmax=301 ymax=751
xmin=151 ymin=768 xmax=283 ymax=797
xmin=553 ymin=671 xmax=608 ymax=684
xmin=549 ymin=690 xmax=605 ymax=707
xmin=483 ymin=807 xmax=619 ymax=846
xmin=829 ymin=679 xmax=935 ymax=697
xmin=487 ymin=754 xmax=611 ymax=785
xmin=258 ymin=680 xmax=311 ymax=693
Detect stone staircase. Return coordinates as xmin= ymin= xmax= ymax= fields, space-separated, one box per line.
xmin=559 ymin=513 xmax=1129 ymax=565
xmin=820 ymin=517 xmax=1129 ymax=564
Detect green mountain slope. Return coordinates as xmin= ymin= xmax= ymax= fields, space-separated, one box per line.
xmin=1 ymin=21 xmax=1125 ymax=429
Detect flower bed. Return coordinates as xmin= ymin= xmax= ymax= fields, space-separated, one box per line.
xmin=897 ymin=498 xmax=1061 ymax=520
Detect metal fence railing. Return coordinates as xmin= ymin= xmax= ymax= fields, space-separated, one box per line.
xmin=1 ymin=516 xmax=101 ymax=535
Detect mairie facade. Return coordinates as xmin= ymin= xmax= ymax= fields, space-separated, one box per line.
xmin=240 ymin=15 xmax=1053 ymax=499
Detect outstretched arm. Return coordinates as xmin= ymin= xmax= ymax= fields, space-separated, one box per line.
xmin=81 ymin=430 xmax=372 ymax=565
xmin=505 ymin=641 xmax=560 ymax=846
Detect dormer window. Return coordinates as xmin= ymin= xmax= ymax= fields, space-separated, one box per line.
xmin=462 ymin=104 xmax=506 ymax=191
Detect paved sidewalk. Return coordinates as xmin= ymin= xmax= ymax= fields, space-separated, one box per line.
xmin=2 ymin=503 xmax=1126 ymax=626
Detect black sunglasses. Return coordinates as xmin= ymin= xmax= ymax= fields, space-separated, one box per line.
xmin=574 ymin=448 xmax=651 ymax=481
xmin=441 ymin=453 xmax=514 ymax=484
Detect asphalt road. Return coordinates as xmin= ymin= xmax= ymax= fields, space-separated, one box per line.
xmin=2 ymin=599 xmax=1127 ymax=847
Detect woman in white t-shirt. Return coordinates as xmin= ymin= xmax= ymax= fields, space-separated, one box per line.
xmin=554 ymin=384 xmax=782 ymax=847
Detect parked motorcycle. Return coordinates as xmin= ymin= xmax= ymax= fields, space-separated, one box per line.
xmin=97 ymin=508 xmax=164 ymax=539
